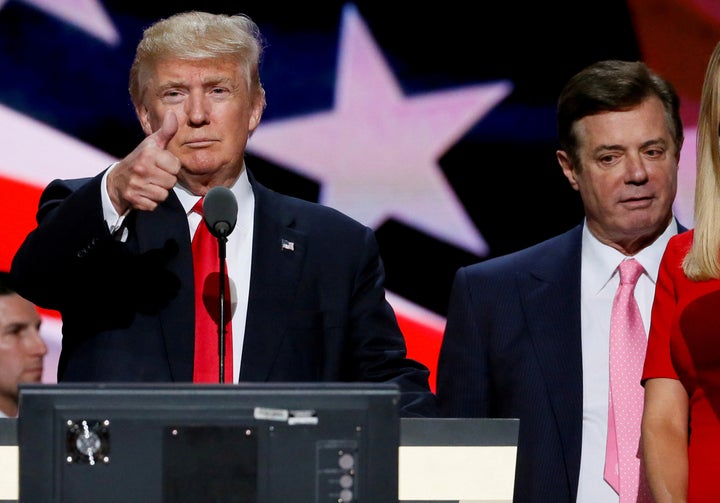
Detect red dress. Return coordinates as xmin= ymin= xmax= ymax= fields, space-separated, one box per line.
xmin=643 ymin=230 xmax=720 ymax=501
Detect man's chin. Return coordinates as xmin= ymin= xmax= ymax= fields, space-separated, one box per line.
xmin=623 ymin=214 xmax=670 ymax=236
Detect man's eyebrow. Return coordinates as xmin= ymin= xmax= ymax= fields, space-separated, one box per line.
xmin=592 ymin=143 xmax=625 ymax=154
xmin=157 ymin=76 xmax=233 ymax=89
xmin=639 ymin=137 xmax=668 ymax=149
xmin=592 ymin=137 xmax=668 ymax=154
xmin=156 ymin=80 xmax=186 ymax=91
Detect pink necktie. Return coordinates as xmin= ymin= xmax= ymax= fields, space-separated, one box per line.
xmin=605 ymin=258 xmax=651 ymax=502
xmin=191 ymin=198 xmax=233 ymax=383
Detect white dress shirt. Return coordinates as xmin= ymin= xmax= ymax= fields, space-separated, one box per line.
xmin=576 ymin=218 xmax=677 ymax=502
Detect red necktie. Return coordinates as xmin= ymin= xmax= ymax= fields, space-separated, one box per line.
xmin=191 ymin=198 xmax=233 ymax=383
xmin=604 ymin=258 xmax=651 ymax=502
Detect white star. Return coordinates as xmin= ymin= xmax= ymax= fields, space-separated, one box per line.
xmin=0 ymin=0 xmax=119 ymax=45
xmin=246 ymin=3 xmax=512 ymax=255
xmin=0 ymin=103 xmax=116 ymax=187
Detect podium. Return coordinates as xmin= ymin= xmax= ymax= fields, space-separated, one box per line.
xmin=8 ymin=385 xmax=520 ymax=502
xmin=16 ymin=383 xmax=399 ymax=503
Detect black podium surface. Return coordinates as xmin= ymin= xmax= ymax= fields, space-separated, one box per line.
xmin=17 ymin=382 xmax=400 ymax=503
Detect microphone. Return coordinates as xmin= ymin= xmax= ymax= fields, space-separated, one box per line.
xmin=202 ymin=186 xmax=238 ymax=238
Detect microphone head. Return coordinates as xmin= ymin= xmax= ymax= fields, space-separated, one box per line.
xmin=203 ymin=186 xmax=238 ymax=238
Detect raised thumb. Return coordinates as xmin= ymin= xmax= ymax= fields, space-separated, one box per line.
xmin=152 ymin=111 xmax=178 ymax=149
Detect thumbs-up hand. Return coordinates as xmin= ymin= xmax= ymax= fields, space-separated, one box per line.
xmin=107 ymin=111 xmax=181 ymax=214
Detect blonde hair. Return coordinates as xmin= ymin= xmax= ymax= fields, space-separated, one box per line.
xmin=128 ymin=11 xmax=266 ymax=108
xmin=683 ymin=41 xmax=720 ymax=279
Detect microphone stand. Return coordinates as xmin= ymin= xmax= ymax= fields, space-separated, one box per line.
xmin=217 ymin=235 xmax=228 ymax=384
xmin=203 ymin=186 xmax=238 ymax=385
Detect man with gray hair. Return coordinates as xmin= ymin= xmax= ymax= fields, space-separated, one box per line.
xmin=11 ymin=11 xmax=436 ymax=417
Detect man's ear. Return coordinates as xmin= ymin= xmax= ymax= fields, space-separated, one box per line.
xmin=136 ymin=105 xmax=153 ymax=136
xmin=557 ymin=150 xmax=580 ymax=191
xmin=247 ymin=92 xmax=265 ymax=135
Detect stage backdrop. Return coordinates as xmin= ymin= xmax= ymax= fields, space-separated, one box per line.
xmin=1 ymin=0 xmax=716 ymax=390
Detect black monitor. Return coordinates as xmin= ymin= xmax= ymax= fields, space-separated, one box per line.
xmin=17 ymin=382 xmax=400 ymax=503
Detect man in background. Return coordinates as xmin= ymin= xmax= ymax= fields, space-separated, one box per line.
xmin=436 ymin=60 xmax=685 ymax=502
xmin=0 ymin=271 xmax=46 ymax=418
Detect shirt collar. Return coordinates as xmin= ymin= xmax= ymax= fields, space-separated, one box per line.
xmin=581 ymin=217 xmax=678 ymax=293
xmin=174 ymin=166 xmax=252 ymax=216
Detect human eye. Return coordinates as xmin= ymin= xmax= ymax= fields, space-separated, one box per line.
xmin=644 ymin=146 xmax=666 ymax=159
xmin=598 ymin=152 xmax=620 ymax=166
xmin=0 ymin=326 xmax=21 ymax=345
xmin=209 ymin=86 xmax=231 ymax=99
xmin=160 ymin=88 xmax=185 ymax=104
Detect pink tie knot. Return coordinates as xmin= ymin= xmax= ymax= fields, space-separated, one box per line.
xmin=618 ymin=258 xmax=644 ymax=286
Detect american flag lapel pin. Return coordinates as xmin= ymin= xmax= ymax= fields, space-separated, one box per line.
xmin=281 ymin=238 xmax=295 ymax=252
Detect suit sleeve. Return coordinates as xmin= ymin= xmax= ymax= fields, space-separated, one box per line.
xmin=10 ymin=173 xmax=111 ymax=309
xmin=345 ymin=226 xmax=438 ymax=417
xmin=10 ymin=171 xmax=182 ymax=328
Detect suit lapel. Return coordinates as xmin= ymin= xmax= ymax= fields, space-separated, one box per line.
xmin=518 ymin=225 xmax=584 ymax=495
xmin=239 ymin=179 xmax=307 ymax=381
xmin=135 ymin=194 xmax=196 ymax=381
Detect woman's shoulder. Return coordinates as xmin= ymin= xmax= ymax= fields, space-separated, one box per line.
xmin=669 ymin=228 xmax=693 ymax=248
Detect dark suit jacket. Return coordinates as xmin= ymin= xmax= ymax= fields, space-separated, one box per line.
xmin=11 ymin=167 xmax=437 ymax=417
xmin=435 ymin=222 xmax=685 ymax=502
